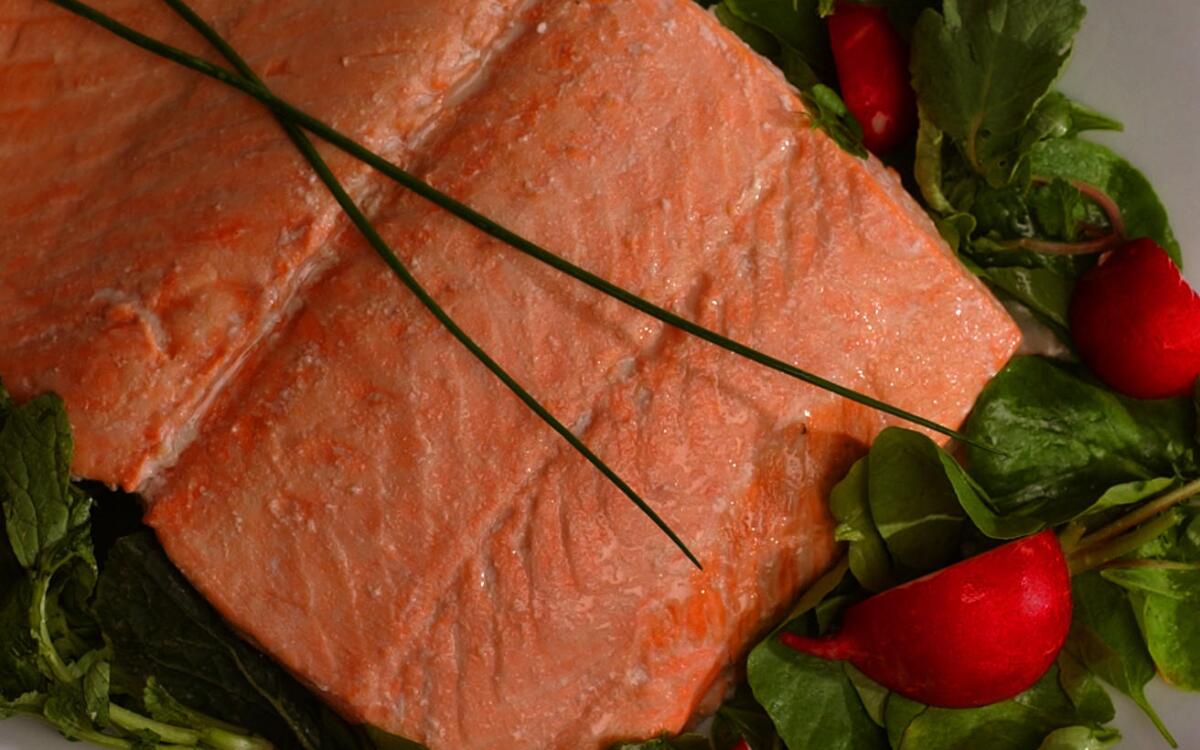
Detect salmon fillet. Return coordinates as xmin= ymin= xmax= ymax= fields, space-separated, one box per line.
xmin=0 ymin=0 xmax=528 ymax=488
xmin=2 ymin=0 xmax=1021 ymax=748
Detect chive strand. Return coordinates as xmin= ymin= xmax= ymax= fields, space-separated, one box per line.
xmin=153 ymin=0 xmax=701 ymax=569
xmin=45 ymin=0 xmax=984 ymax=451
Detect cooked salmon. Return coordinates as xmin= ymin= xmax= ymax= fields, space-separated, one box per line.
xmin=0 ymin=0 xmax=529 ymax=488
xmin=3 ymin=0 xmax=1020 ymax=748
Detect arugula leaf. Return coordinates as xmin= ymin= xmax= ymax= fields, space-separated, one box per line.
xmin=747 ymin=621 xmax=887 ymax=750
xmin=0 ymin=392 xmax=87 ymax=568
xmin=95 ymin=532 xmax=390 ymax=750
xmin=910 ymin=0 xmax=1086 ymax=184
xmin=966 ymin=357 xmax=1197 ymax=522
xmin=1037 ymin=726 xmax=1120 ymax=750
xmin=1031 ymin=138 xmax=1182 ymax=264
xmin=1067 ymin=573 xmax=1174 ymax=745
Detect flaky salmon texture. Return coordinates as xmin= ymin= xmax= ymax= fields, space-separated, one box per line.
xmin=0 ymin=0 xmax=1021 ymax=747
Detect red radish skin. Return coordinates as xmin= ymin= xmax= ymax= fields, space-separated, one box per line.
xmin=826 ymin=1 xmax=917 ymax=154
xmin=781 ymin=530 xmax=1072 ymax=708
xmin=731 ymin=741 xmax=751 ymax=750
xmin=1069 ymin=238 xmax=1200 ymax=399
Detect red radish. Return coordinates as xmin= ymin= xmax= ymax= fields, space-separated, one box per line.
xmin=826 ymin=1 xmax=917 ymax=154
xmin=781 ymin=530 xmax=1071 ymax=708
xmin=1069 ymin=238 xmax=1200 ymax=399
xmin=731 ymin=741 xmax=751 ymax=750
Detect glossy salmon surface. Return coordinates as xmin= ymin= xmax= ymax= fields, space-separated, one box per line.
xmin=2 ymin=0 xmax=1020 ymax=748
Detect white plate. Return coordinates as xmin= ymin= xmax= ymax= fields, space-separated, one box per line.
xmin=3 ymin=0 xmax=1198 ymax=747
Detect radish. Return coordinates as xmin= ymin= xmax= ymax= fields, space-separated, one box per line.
xmin=826 ymin=2 xmax=917 ymax=154
xmin=1069 ymin=238 xmax=1200 ymax=399
xmin=781 ymin=530 xmax=1072 ymax=708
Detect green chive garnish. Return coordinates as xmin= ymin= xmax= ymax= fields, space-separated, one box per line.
xmin=141 ymin=0 xmax=701 ymax=569
xmin=45 ymin=0 xmax=986 ymax=453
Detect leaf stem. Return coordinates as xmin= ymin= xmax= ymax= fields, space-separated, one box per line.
xmin=1074 ymin=477 xmax=1200 ymax=552
xmin=109 ymin=704 xmax=200 ymax=746
xmin=1068 ymin=509 xmax=1183 ymax=576
xmin=150 ymin=0 xmax=700 ymax=569
xmin=44 ymin=0 xmax=984 ymax=451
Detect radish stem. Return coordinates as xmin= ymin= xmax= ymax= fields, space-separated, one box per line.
xmin=1069 ymin=509 xmax=1183 ymax=575
xmin=1075 ymin=477 xmax=1200 ymax=552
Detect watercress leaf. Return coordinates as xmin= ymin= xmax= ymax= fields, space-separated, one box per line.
xmin=1031 ymin=138 xmax=1182 ymax=265
xmin=1022 ymin=92 xmax=1122 ymax=148
xmin=0 ymin=393 xmax=85 ymax=569
xmin=910 ymin=0 xmax=1086 ymax=184
xmin=865 ymin=428 xmax=966 ymax=574
xmin=844 ymin=665 xmax=888 ymax=727
xmin=713 ymin=3 xmax=779 ymax=56
xmin=1037 ymin=726 xmax=1120 ymax=750
xmin=1066 ymin=573 xmax=1174 ymax=744
xmin=934 ymin=450 xmax=1044 ymax=539
xmin=0 ymin=575 xmax=44 ymax=700
xmin=1133 ymin=593 xmax=1200 ymax=691
xmin=82 ymin=658 xmax=109 ymax=728
xmin=1103 ymin=563 xmax=1200 ymax=601
xmin=1056 ymin=652 xmax=1116 ymax=726
xmin=42 ymin=680 xmax=102 ymax=745
xmin=830 ymin=459 xmax=894 ymax=591
xmin=747 ymin=626 xmax=887 ymax=750
xmin=95 ymin=532 xmax=388 ymax=750
xmin=711 ymin=683 xmax=780 ymax=750
xmin=973 ymin=184 xmax=1036 ymax=239
xmin=800 ymin=84 xmax=869 ymax=159
xmin=894 ymin=666 xmax=1113 ymax=750
xmin=1028 ymin=178 xmax=1086 ymax=241
xmin=724 ymin=0 xmax=833 ymax=78
xmin=980 ymin=266 xmax=1074 ymax=340
xmin=0 ymin=691 xmax=44 ymax=721
xmin=882 ymin=693 xmax=925 ymax=748
xmin=935 ymin=213 xmax=978 ymax=252
xmin=965 ymin=357 xmax=1197 ymax=522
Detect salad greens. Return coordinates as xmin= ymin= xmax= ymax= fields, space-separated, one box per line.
xmin=0 ymin=381 xmax=426 ymax=749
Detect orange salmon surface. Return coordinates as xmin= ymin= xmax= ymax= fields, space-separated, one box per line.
xmin=1 ymin=1 xmax=1020 ymax=748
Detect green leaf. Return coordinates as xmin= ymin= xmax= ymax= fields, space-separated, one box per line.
xmin=892 ymin=666 xmax=1114 ymax=750
xmin=0 ymin=576 xmax=44 ymax=700
xmin=747 ymin=625 xmax=887 ymax=750
xmin=965 ymin=357 xmax=1197 ymax=522
xmin=800 ymin=84 xmax=869 ymax=159
xmin=934 ymin=450 xmax=1044 ymax=539
xmin=1067 ymin=573 xmax=1174 ymax=744
xmin=910 ymin=0 xmax=1086 ymax=183
xmin=81 ymin=658 xmax=109 ymax=728
xmin=830 ymin=459 xmax=894 ymax=591
xmin=713 ymin=3 xmax=779 ymax=56
xmin=725 ymin=0 xmax=833 ymax=77
xmin=0 ymin=691 xmax=44 ymax=721
xmin=1037 ymin=726 xmax=1120 ymax=750
xmin=95 ymin=533 xmax=397 ymax=750
xmin=1029 ymin=178 xmax=1086 ymax=241
xmin=1134 ymin=593 xmax=1200 ymax=691
xmin=1031 ymin=138 xmax=1182 ymax=264
xmin=0 ymin=393 xmax=87 ymax=569
xmin=711 ymin=684 xmax=781 ymax=750
xmin=865 ymin=429 xmax=967 ymax=573
xmin=844 ymin=665 xmax=889 ymax=727
xmin=982 ymin=266 xmax=1074 ymax=339
xmin=1103 ymin=563 xmax=1200 ymax=601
